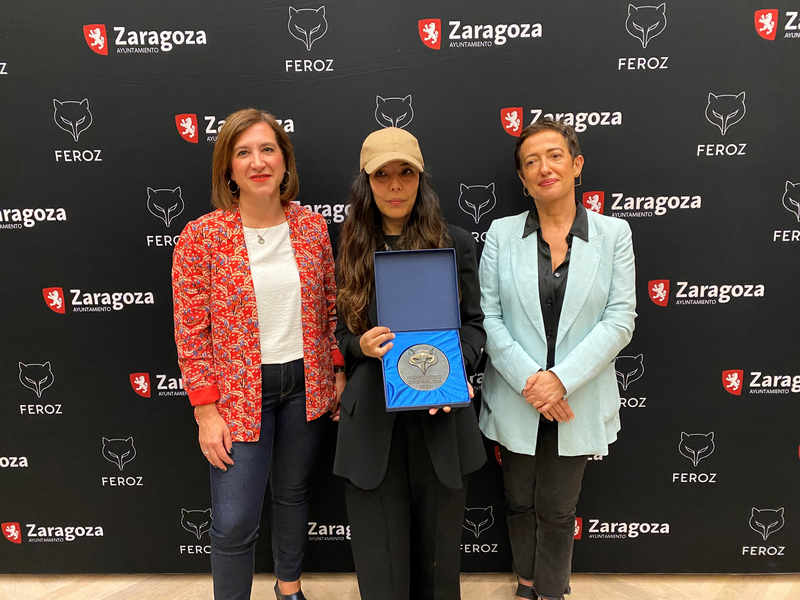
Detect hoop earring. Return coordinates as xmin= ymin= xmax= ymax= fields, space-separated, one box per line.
xmin=227 ymin=179 xmax=240 ymax=195
xmin=574 ymin=173 xmax=582 ymax=187
xmin=522 ymin=186 xmax=530 ymax=197
xmin=280 ymin=171 xmax=291 ymax=188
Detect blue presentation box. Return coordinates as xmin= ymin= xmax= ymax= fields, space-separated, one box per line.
xmin=374 ymin=248 xmax=471 ymax=411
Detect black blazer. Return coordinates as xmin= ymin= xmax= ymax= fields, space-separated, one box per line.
xmin=333 ymin=224 xmax=487 ymax=491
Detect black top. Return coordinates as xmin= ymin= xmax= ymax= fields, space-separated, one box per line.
xmin=522 ymin=202 xmax=589 ymax=370
xmin=334 ymin=225 xmax=487 ymax=491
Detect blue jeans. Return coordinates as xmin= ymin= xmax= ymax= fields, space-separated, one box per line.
xmin=209 ymin=360 xmax=325 ymax=600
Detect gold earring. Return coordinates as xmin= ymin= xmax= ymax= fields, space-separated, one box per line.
xmin=522 ymin=186 xmax=530 ymax=197
xmin=574 ymin=173 xmax=582 ymax=187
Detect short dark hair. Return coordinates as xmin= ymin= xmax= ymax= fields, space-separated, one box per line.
xmin=211 ymin=108 xmax=299 ymax=210
xmin=514 ymin=119 xmax=582 ymax=172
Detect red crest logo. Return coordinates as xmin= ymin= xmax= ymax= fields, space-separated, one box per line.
xmin=648 ymin=280 xmax=669 ymax=307
xmin=130 ymin=373 xmax=151 ymax=398
xmin=722 ymin=370 xmax=744 ymax=396
xmin=418 ymin=19 xmax=441 ymax=50
xmin=501 ymin=107 xmax=523 ymax=137
xmin=2 ymin=523 xmax=21 ymax=544
xmin=43 ymin=287 xmax=65 ymax=314
xmin=83 ymin=24 xmax=108 ymax=55
xmin=574 ymin=517 xmax=583 ymax=540
xmin=175 ymin=114 xmax=199 ymax=143
xmin=755 ymin=10 xmax=779 ymax=40
xmin=494 ymin=445 xmax=503 ymax=466
xmin=582 ymin=191 xmax=605 ymax=214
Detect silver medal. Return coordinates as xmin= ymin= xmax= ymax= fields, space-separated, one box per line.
xmin=397 ymin=345 xmax=450 ymax=391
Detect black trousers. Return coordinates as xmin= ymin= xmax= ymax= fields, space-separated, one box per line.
xmin=499 ymin=419 xmax=589 ymax=600
xmin=344 ymin=412 xmax=469 ymax=600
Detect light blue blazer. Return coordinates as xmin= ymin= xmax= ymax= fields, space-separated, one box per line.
xmin=478 ymin=209 xmax=636 ymax=456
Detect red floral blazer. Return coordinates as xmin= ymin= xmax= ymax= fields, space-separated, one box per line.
xmin=172 ymin=202 xmax=344 ymax=442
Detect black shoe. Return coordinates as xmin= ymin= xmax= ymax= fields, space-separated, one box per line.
xmin=274 ymin=580 xmax=307 ymax=600
xmin=514 ymin=579 xmax=536 ymax=600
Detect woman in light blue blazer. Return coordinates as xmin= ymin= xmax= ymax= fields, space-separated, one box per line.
xmin=479 ymin=119 xmax=636 ymax=600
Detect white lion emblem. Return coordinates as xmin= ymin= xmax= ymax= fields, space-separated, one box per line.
xmin=89 ymin=28 xmax=105 ymax=50
xmin=759 ymin=13 xmax=775 ymax=35
xmin=422 ymin=22 xmax=439 ymax=44
xmin=651 ymin=283 xmax=667 ymax=302
xmin=725 ymin=373 xmax=741 ymax=391
xmin=180 ymin=117 xmax=196 ymax=139
xmin=4 ymin=524 xmax=19 ymax=541
xmin=505 ymin=110 xmax=520 ymax=131
xmin=47 ymin=291 xmax=63 ymax=309
xmin=585 ymin=194 xmax=602 ymax=213
xmin=133 ymin=376 xmax=149 ymax=393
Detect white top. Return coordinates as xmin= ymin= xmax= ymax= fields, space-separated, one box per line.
xmin=242 ymin=222 xmax=304 ymax=364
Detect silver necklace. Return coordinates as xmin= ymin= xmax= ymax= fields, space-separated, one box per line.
xmin=253 ymin=208 xmax=283 ymax=244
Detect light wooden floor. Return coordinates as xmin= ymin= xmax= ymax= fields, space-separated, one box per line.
xmin=2 ymin=573 xmax=800 ymax=600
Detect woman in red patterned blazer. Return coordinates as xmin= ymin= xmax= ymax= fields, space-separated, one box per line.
xmin=172 ymin=108 xmax=344 ymax=600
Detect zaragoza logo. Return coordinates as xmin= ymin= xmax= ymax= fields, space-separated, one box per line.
xmin=419 ymin=19 xmax=441 ymax=49
xmin=43 ymin=287 xmax=65 ymax=314
xmin=175 ymin=114 xmax=198 ymax=143
xmin=583 ymin=191 xmax=605 ymax=214
xmin=648 ymin=280 xmax=669 ymax=306
xmin=3 ymin=523 xmax=21 ymax=544
xmin=574 ymin=517 xmax=583 ymax=540
xmin=130 ymin=373 xmax=151 ymax=398
xmin=501 ymin=107 xmax=523 ymax=137
xmin=723 ymin=370 xmax=744 ymax=395
xmin=83 ymin=25 xmax=108 ymax=55
xmin=755 ymin=10 xmax=779 ymax=40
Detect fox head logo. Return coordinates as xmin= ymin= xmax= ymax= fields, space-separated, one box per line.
xmin=501 ymin=107 xmax=523 ymax=137
xmin=175 ymin=114 xmax=198 ymax=143
xmin=458 ymin=183 xmax=496 ymax=224
xmin=408 ymin=347 xmax=438 ymax=375
xmin=147 ymin=187 xmax=185 ymax=227
xmin=678 ymin=432 xmax=715 ymax=467
xmin=130 ymin=373 xmax=151 ymax=398
xmin=19 ymin=362 xmax=55 ymax=398
xmin=648 ymin=280 xmax=669 ymax=306
xmin=181 ymin=509 xmax=212 ymax=540
xmin=42 ymin=287 xmax=65 ymax=314
xmin=288 ymin=6 xmax=328 ymax=51
xmin=782 ymin=181 xmax=800 ymax=221
xmin=463 ymin=506 xmax=494 ymax=538
xmin=749 ymin=507 xmax=784 ymax=540
xmin=626 ymin=4 xmax=667 ymax=48
xmin=375 ymin=96 xmax=414 ymax=129
xmin=101 ymin=437 xmax=137 ymax=471
xmin=583 ymin=191 xmax=605 ymax=214
xmin=83 ymin=24 xmax=108 ymax=55
xmin=615 ymin=354 xmax=644 ymax=391
xmin=419 ymin=19 xmax=441 ymax=50
xmin=705 ymin=92 xmax=746 ymax=136
xmin=722 ymin=370 xmax=744 ymax=395
xmin=574 ymin=517 xmax=583 ymax=540
xmin=755 ymin=10 xmax=779 ymax=40
xmin=53 ymin=99 xmax=93 ymax=142
xmin=2 ymin=523 xmax=21 ymax=544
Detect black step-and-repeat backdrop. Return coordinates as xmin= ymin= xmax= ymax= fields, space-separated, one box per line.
xmin=1 ymin=0 xmax=799 ymax=576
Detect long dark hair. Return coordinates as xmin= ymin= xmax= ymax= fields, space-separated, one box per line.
xmin=337 ymin=170 xmax=451 ymax=335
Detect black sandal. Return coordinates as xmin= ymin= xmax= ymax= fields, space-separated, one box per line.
xmin=515 ymin=580 xmax=536 ymax=600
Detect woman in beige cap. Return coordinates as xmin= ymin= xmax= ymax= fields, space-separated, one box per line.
xmin=333 ymin=127 xmax=486 ymax=600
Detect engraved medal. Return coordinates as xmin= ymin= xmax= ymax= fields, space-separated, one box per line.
xmin=397 ymin=345 xmax=450 ymax=391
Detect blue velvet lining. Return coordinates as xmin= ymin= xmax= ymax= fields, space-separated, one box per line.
xmin=382 ymin=330 xmax=470 ymax=411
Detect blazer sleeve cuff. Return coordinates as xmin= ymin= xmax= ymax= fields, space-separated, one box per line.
xmin=347 ymin=335 xmax=367 ymax=360
xmin=188 ymin=385 xmax=220 ymax=406
xmin=332 ymin=348 xmax=345 ymax=367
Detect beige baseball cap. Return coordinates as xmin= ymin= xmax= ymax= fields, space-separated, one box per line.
xmin=359 ymin=127 xmax=425 ymax=174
